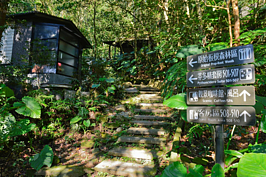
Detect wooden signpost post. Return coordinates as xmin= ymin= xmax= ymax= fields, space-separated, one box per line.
xmin=186 ymin=44 xmax=256 ymax=168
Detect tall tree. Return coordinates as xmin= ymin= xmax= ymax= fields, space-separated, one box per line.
xmin=232 ymin=0 xmax=240 ymax=46
xmin=0 ymin=0 xmax=9 ymax=41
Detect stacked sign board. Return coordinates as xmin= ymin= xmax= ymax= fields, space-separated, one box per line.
xmin=186 ymin=44 xmax=256 ymax=126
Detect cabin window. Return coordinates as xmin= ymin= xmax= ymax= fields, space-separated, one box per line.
xmin=0 ymin=27 xmax=15 ymax=64
xmin=31 ymin=23 xmax=80 ymax=77
xmin=57 ymin=28 xmax=79 ymax=76
xmin=31 ymin=23 xmax=58 ymax=74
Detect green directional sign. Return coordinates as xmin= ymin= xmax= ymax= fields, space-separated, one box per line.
xmin=187 ymin=106 xmax=256 ymax=126
xmin=187 ymin=64 xmax=255 ymax=87
xmin=187 ymin=86 xmax=255 ymax=105
xmin=187 ymin=44 xmax=254 ymax=71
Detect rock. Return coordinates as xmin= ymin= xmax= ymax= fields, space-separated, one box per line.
xmin=116 ymin=127 xmax=123 ymax=132
xmin=105 ymin=122 xmax=120 ymax=128
xmin=117 ymin=136 xmax=166 ymax=145
xmin=123 ymin=82 xmax=133 ymax=88
xmin=117 ymin=111 xmax=130 ymax=117
xmin=115 ymin=105 xmax=126 ymax=111
xmin=170 ymin=152 xmax=180 ymax=162
xmin=81 ymin=139 xmax=94 ymax=149
xmin=125 ymin=87 xmax=139 ymax=93
xmin=127 ymin=127 xmax=166 ymax=136
xmin=108 ymin=147 xmax=158 ymax=160
xmin=83 ymin=168 xmax=94 ymax=175
xmin=35 ymin=165 xmax=85 ymax=177
xmin=94 ymin=160 xmax=156 ymax=177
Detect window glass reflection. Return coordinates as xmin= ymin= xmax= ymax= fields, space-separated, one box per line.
xmin=59 ymin=40 xmax=78 ymax=57
xmin=57 ymin=62 xmax=77 ymax=76
xmin=60 ymin=29 xmax=79 ymax=47
xmin=31 ymin=51 xmax=57 ymax=74
xmin=32 ymin=39 xmax=57 ymax=50
xmin=58 ymin=51 xmax=77 ymax=67
xmin=34 ymin=25 xmax=58 ymax=39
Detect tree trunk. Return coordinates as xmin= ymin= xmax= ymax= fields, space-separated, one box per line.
xmin=163 ymin=0 xmax=169 ymax=24
xmin=93 ymin=0 xmax=97 ymax=59
xmin=184 ymin=0 xmax=190 ymax=18
xmin=0 ymin=0 xmax=9 ymax=41
xmin=226 ymin=0 xmax=233 ymax=47
xmin=196 ymin=0 xmax=204 ymax=46
xmin=232 ymin=0 xmax=240 ymax=46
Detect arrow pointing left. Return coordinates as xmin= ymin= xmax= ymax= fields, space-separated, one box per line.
xmin=189 ymin=75 xmax=197 ymax=84
xmin=240 ymin=110 xmax=251 ymax=122
xmin=189 ymin=58 xmax=198 ymax=67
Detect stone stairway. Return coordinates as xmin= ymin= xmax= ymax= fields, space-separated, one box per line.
xmin=94 ymin=85 xmax=173 ymax=177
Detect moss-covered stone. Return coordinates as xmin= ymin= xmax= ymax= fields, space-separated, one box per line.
xmin=105 ymin=122 xmax=120 ymax=128
xmin=35 ymin=165 xmax=85 ymax=177
xmin=81 ymin=139 xmax=95 ymax=149
xmin=170 ymin=152 xmax=181 ymax=162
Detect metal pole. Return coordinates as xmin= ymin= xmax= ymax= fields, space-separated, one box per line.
xmin=215 ymin=124 xmax=224 ymax=169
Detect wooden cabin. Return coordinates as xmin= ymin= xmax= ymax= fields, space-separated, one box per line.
xmin=0 ymin=11 xmax=91 ymax=92
xmin=104 ymin=38 xmax=153 ymax=59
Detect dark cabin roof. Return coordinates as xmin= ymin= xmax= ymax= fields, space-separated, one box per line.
xmin=8 ymin=11 xmax=92 ymax=48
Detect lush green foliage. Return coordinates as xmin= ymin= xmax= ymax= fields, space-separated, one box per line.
xmin=0 ymin=84 xmax=40 ymax=150
xmin=14 ymin=96 xmax=42 ymax=119
xmin=163 ymin=93 xmax=187 ymax=110
xmin=160 ymin=161 xmax=224 ymax=177
xmin=2 ymin=0 xmax=266 ymax=175
xmin=237 ymin=153 xmax=266 ymax=177
xmin=29 ymin=145 xmax=54 ymax=171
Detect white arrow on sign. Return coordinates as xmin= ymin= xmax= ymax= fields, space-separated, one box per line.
xmin=240 ymin=110 xmax=251 ymax=122
xmin=189 ymin=58 xmax=198 ymax=67
xmin=239 ymin=90 xmax=251 ymax=102
xmin=189 ymin=75 xmax=198 ymax=84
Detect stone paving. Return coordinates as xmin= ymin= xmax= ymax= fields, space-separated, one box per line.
xmin=94 ymin=85 xmax=174 ymax=176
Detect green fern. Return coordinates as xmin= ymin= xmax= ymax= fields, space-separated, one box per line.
xmin=187 ymin=124 xmax=211 ymax=144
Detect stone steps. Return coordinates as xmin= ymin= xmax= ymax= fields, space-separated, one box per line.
xmin=127 ymin=127 xmax=167 ymax=136
xmin=117 ymin=136 xmax=166 ymax=145
xmin=108 ymin=147 xmax=159 ymax=160
xmin=131 ymin=120 xmax=171 ymax=126
xmin=139 ymin=91 xmax=160 ymax=94
xmin=134 ymin=115 xmax=170 ymax=121
xmin=135 ymin=94 xmax=162 ymax=100
xmin=122 ymin=97 xmax=163 ymax=104
xmin=124 ymin=87 xmax=139 ymax=93
xmin=94 ymin=160 xmax=156 ymax=177
xmin=132 ymin=85 xmax=159 ymax=91
xmin=135 ymin=103 xmax=164 ymax=107
xmin=124 ymin=88 xmax=160 ymax=94
xmin=137 ymin=93 xmax=161 ymax=97
xmin=134 ymin=108 xmax=167 ymax=113
xmin=94 ymin=84 xmax=172 ymax=176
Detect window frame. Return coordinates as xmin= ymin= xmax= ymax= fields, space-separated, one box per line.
xmin=0 ymin=26 xmax=15 ymax=65
xmin=31 ymin=23 xmax=82 ymax=77
xmin=56 ymin=26 xmax=81 ymax=77
xmin=31 ymin=22 xmax=59 ymax=74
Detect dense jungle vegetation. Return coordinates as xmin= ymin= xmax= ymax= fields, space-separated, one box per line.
xmin=1 ymin=0 xmax=266 ymax=176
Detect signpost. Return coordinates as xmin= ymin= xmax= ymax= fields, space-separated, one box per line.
xmin=187 ymin=64 xmax=255 ymax=87
xmin=186 ymin=44 xmax=256 ymax=169
xmin=187 ymin=106 xmax=256 ymax=126
xmin=187 ymin=86 xmax=255 ymax=105
xmin=187 ymin=44 xmax=254 ymax=71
